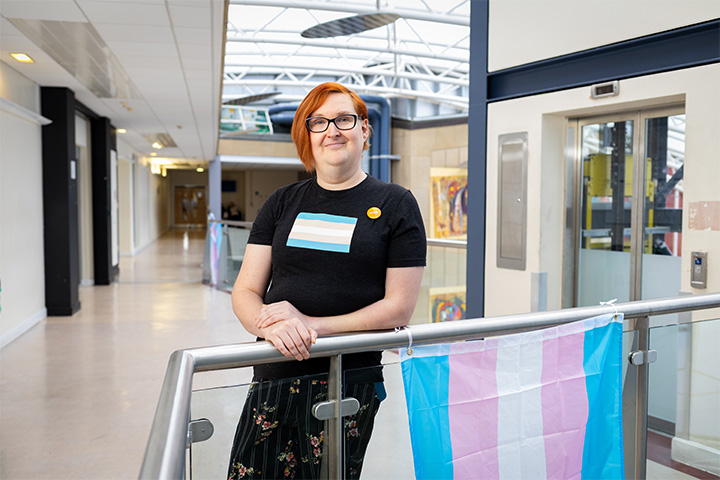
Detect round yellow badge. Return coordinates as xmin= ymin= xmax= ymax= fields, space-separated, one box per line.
xmin=367 ymin=207 xmax=381 ymax=219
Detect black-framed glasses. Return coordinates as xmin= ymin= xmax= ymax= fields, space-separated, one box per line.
xmin=305 ymin=114 xmax=359 ymax=133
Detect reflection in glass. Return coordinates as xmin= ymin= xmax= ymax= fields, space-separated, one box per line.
xmin=577 ymin=121 xmax=634 ymax=306
xmin=643 ymin=114 xmax=684 ymax=259
xmin=646 ymin=317 xmax=720 ymax=476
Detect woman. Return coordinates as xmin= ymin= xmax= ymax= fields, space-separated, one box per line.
xmin=228 ymin=82 xmax=426 ymax=479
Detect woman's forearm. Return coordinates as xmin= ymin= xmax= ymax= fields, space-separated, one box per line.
xmin=231 ymin=286 xmax=265 ymax=337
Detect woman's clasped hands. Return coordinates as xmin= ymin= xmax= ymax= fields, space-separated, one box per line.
xmin=255 ymin=301 xmax=318 ymax=361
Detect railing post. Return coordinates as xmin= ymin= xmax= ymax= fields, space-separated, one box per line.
xmin=633 ymin=315 xmax=650 ymax=480
xmin=325 ymin=354 xmax=343 ymax=479
xmin=623 ymin=315 xmax=652 ymax=480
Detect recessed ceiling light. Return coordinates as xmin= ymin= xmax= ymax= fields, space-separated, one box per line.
xmin=150 ymin=152 xmax=157 ymax=157
xmin=152 ymin=142 xmax=163 ymax=149
xmin=116 ymin=128 xmax=127 ymax=134
xmin=10 ymin=53 xmax=34 ymax=63
xmin=196 ymin=167 xmax=205 ymax=173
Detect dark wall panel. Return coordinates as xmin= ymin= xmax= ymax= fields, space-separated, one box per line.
xmin=41 ymin=87 xmax=80 ymax=315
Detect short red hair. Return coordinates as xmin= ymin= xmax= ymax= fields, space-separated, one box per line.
xmin=291 ymin=82 xmax=371 ymax=171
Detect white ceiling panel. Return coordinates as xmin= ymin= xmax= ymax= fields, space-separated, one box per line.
xmin=170 ymin=0 xmax=215 ymax=6
xmin=82 ymin=0 xmax=164 ymax=4
xmin=93 ymin=23 xmax=174 ymax=43
xmin=78 ymin=2 xmax=171 ymax=26
xmin=122 ymin=69 xmax=185 ymax=87
xmin=173 ymin=26 xmax=210 ymax=45
xmin=159 ymin=109 xmax=195 ymax=121
xmin=177 ymin=44 xmax=210 ymax=59
xmin=105 ymin=40 xmax=178 ymax=57
xmin=118 ymin=54 xmax=182 ymax=70
xmin=168 ymin=5 xmax=211 ymax=27
xmin=0 ymin=1 xmax=86 ymax=22
xmin=0 ymin=17 xmax=24 ymax=35
xmin=180 ymin=57 xmax=212 ymax=71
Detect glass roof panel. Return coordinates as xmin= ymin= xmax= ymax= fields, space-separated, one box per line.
xmin=224 ymin=0 xmax=470 ymax=119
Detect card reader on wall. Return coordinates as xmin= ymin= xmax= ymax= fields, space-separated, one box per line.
xmin=691 ymin=251 xmax=707 ymax=289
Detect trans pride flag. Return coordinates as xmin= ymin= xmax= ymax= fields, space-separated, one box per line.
xmin=400 ymin=313 xmax=624 ymax=479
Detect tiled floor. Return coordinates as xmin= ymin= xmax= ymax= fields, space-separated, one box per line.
xmin=0 ymin=229 xmax=254 ymax=479
xmin=0 ymin=228 xmax=712 ymax=479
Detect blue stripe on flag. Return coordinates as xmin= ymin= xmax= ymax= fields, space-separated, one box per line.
xmin=296 ymin=212 xmax=357 ymax=224
xmin=286 ymin=238 xmax=351 ymax=253
xmin=582 ymin=314 xmax=625 ymax=479
xmin=402 ymin=351 xmax=454 ymax=479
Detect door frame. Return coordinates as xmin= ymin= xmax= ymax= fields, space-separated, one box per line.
xmin=565 ymin=104 xmax=685 ymax=307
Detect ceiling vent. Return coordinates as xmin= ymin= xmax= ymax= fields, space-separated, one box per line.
xmin=144 ymin=133 xmax=178 ymax=149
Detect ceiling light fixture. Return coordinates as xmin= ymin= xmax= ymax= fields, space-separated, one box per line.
xmin=301 ymin=12 xmax=400 ymax=39
xmin=116 ymin=128 xmax=127 ymax=134
xmin=196 ymin=167 xmax=205 ymax=173
xmin=10 ymin=53 xmax=34 ymax=63
xmin=152 ymin=142 xmax=163 ymax=149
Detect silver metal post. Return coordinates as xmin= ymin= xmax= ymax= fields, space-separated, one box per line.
xmin=326 ymin=354 xmax=343 ymax=479
xmin=622 ymin=326 xmax=639 ymax=479
xmin=634 ymin=315 xmax=650 ymax=480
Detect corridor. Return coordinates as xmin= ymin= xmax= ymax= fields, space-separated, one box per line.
xmin=0 ymin=229 xmax=254 ymax=479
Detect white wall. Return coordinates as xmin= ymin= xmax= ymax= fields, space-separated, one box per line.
xmin=244 ymin=170 xmax=300 ymax=221
xmin=489 ymin=0 xmax=720 ymax=71
xmin=75 ymin=114 xmax=94 ymax=285
xmin=133 ymin=161 xmax=171 ymax=252
xmin=485 ymin=63 xmax=720 ymax=316
xmin=117 ymin=155 xmax=134 ymax=254
xmin=0 ymin=61 xmax=46 ymax=348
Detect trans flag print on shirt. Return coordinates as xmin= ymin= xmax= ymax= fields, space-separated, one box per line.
xmin=286 ymin=212 xmax=358 ymax=253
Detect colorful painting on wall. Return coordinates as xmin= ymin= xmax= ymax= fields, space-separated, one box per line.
xmin=430 ymin=168 xmax=468 ymax=239
xmin=429 ymin=286 xmax=466 ymax=323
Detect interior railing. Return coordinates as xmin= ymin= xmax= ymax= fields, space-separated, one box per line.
xmin=203 ymin=219 xmax=469 ymax=321
xmin=140 ymin=293 xmax=720 ymax=479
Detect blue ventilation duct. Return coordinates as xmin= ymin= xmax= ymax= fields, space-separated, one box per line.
xmin=360 ymin=95 xmax=391 ymax=183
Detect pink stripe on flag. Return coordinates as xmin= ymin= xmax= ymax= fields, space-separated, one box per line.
xmin=448 ymin=342 xmax=499 ymax=479
xmin=541 ymin=331 xmax=588 ymax=480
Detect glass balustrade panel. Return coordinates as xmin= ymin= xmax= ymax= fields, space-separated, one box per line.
xmin=646 ymin=317 xmax=720 ymax=478
xmin=223 ymin=225 xmax=251 ymax=290
xmin=347 ymin=352 xmax=415 ymax=479
xmin=414 ymin=243 xmax=467 ymax=324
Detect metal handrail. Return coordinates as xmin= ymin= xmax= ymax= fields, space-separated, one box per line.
xmin=426 ymin=237 xmax=467 ymax=249
xmin=209 ymin=220 xmax=466 ymax=247
xmin=208 ymin=219 xmax=253 ymax=229
xmin=139 ymin=292 xmax=720 ymax=479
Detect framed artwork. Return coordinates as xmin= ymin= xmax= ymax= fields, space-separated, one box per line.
xmin=430 ymin=167 xmax=468 ymax=239
xmin=429 ymin=286 xmax=466 ymax=323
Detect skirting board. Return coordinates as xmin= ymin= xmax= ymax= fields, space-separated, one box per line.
xmin=0 ymin=308 xmax=47 ymax=350
xmin=672 ymin=436 xmax=720 ymax=476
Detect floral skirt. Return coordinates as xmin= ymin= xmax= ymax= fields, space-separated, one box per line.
xmin=227 ymin=375 xmax=381 ymax=480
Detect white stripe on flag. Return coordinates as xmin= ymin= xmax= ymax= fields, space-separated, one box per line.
xmin=496 ymin=331 xmax=547 ymax=479
xmin=290 ymin=224 xmax=355 ymax=240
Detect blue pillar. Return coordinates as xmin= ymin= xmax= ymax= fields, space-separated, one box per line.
xmin=466 ymin=0 xmax=489 ymax=318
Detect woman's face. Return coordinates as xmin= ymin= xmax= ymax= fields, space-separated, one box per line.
xmin=308 ymin=93 xmax=369 ymax=174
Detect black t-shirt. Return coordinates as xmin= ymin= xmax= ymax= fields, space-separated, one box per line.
xmin=247 ymin=175 xmax=426 ymax=381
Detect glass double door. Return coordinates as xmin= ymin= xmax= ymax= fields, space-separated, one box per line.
xmin=569 ymin=107 xmax=687 ymax=437
xmin=569 ymin=107 xmax=685 ymax=308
